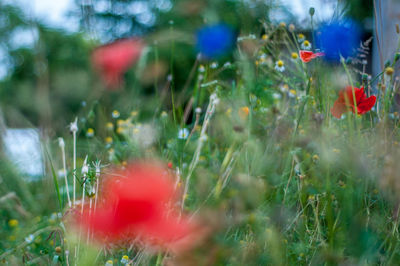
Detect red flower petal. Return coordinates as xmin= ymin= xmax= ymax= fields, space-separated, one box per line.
xmin=299 ymin=50 xmax=324 ymax=63
xmin=344 ymin=86 xmax=364 ymax=107
xmin=331 ymin=99 xmax=347 ymax=119
xmin=357 ymin=95 xmax=376 ymax=115
xmin=92 ymin=39 xmax=144 ymax=89
xmin=75 ymin=162 xmax=203 ymax=252
xmin=331 ymin=86 xmax=376 ymax=118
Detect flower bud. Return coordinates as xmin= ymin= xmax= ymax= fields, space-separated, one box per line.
xmin=309 ymin=7 xmax=315 ymax=16
xmin=362 ymin=74 xmax=368 ymax=82
xmin=386 ymin=67 xmax=394 ymax=76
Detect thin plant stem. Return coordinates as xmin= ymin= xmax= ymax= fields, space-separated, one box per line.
xmin=59 ymin=138 xmax=71 ymax=207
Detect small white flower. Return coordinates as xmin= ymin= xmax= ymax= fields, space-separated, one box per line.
xmin=94 ymin=161 xmax=101 ymax=177
xmin=111 ymin=110 xmax=120 ymax=119
xmin=178 ymin=128 xmax=189 ymax=139
xmin=25 ymin=234 xmax=34 ymax=244
xmin=210 ymin=93 xmax=220 ymax=105
xmin=195 ymin=107 xmax=202 ymax=114
xmin=105 ymin=260 xmax=113 ymax=266
xmin=258 ymin=54 xmax=268 ymax=65
xmin=223 ymin=62 xmax=232 ymax=68
xmin=69 ymin=118 xmax=78 ymax=133
xmin=86 ymin=128 xmax=94 ymax=137
xmin=167 ymin=74 xmax=173 ymax=81
xmin=280 ymin=84 xmax=289 ymax=92
xmin=275 ymin=60 xmax=285 ymax=72
xmin=210 ymin=62 xmax=218 ymax=69
xmin=198 ymin=74 xmax=204 ymax=81
xmin=288 ymin=89 xmax=297 ymax=98
xmin=297 ymin=34 xmax=305 ymax=43
xmin=81 ymin=156 xmax=89 ymax=175
xmin=160 ymin=111 xmax=168 ymax=119
xmin=272 ymin=93 xmax=282 ymax=100
xmin=58 ymin=138 xmax=65 ymax=148
xmin=198 ymin=65 xmax=205 ymax=73
xmin=301 ymin=40 xmax=312 ymax=50
xmin=121 ymin=255 xmax=129 ymax=264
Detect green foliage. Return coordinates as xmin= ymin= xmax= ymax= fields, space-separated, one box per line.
xmin=1 ymin=1 xmax=400 ymax=265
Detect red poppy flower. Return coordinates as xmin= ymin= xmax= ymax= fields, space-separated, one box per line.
xmin=299 ymin=50 xmax=324 ymax=63
xmin=76 ymin=162 xmax=203 ymax=252
xmin=92 ymin=39 xmax=144 ymax=89
xmin=331 ymin=86 xmax=376 ymax=118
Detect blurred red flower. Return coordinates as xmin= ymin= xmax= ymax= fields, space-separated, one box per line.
xmin=92 ymin=39 xmax=144 ymax=89
xmin=77 ymin=162 xmax=203 ymax=252
xmin=331 ymin=86 xmax=376 ymax=118
xmin=299 ymin=50 xmax=324 ymax=63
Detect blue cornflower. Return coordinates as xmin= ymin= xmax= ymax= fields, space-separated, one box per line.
xmin=196 ymin=23 xmax=237 ymax=59
xmin=316 ymin=19 xmax=361 ymax=62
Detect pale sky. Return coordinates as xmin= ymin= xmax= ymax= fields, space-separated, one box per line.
xmin=7 ymin=0 xmax=336 ymax=31
xmin=278 ymin=0 xmax=337 ymax=26
xmin=6 ymin=0 xmax=79 ymax=31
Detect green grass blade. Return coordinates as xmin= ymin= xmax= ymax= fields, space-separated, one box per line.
xmin=45 ymin=147 xmax=63 ymax=211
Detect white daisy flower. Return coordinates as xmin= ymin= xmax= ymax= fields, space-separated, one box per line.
xmin=25 ymin=234 xmax=34 ymax=244
xmin=275 ymin=60 xmax=285 ymax=72
xmin=178 ymin=128 xmax=189 ymax=139
xmin=111 ymin=110 xmax=120 ymax=119
xmin=121 ymin=255 xmax=129 ymax=264
xmin=288 ymin=89 xmax=297 ymax=98
xmin=297 ymin=33 xmax=305 ymax=43
xmin=301 ymin=40 xmax=312 ymax=50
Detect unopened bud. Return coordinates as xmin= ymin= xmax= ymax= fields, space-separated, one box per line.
xmin=385 ymin=67 xmax=394 ymax=76
xmin=362 ymin=74 xmax=368 ymax=81
xmin=309 ymin=7 xmax=315 ymax=17
xmin=396 ymin=24 xmax=400 ymax=34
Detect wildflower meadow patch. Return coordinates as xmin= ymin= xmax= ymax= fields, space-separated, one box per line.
xmin=1 ymin=0 xmax=400 ymax=265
